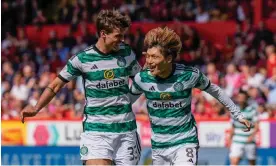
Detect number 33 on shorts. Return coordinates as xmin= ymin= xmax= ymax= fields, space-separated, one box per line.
xmin=127 ymin=145 xmax=140 ymax=162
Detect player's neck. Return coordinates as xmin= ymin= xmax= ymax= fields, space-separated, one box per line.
xmin=95 ymin=39 xmax=112 ymax=55
xmin=240 ymin=103 xmax=248 ymax=109
xmin=157 ymin=63 xmax=174 ymax=79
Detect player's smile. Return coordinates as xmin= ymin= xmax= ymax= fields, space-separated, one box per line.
xmin=149 ymin=65 xmax=156 ymax=72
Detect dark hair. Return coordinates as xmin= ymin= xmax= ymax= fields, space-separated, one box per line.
xmin=239 ymin=89 xmax=249 ymax=98
xmin=96 ymin=10 xmax=131 ymax=36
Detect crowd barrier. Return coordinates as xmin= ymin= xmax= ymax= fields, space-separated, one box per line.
xmin=2 ymin=118 xmax=276 ymax=148
xmin=2 ymin=118 xmax=276 ymax=165
xmin=2 ymin=146 xmax=276 ymax=165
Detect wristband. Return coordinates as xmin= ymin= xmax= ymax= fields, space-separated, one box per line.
xmin=46 ymin=87 xmax=56 ymax=95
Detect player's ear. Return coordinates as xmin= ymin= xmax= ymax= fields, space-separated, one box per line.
xmin=166 ymin=55 xmax=173 ymax=63
xmin=100 ymin=30 xmax=106 ymax=38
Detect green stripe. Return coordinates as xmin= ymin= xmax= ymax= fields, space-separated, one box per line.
xmin=144 ymin=90 xmax=191 ymax=100
xmin=81 ymin=47 xmax=131 ymax=63
xmin=151 ymin=136 xmax=198 ymax=149
xmin=140 ymin=71 xmax=193 ymax=83
xmin=234 ymin=125 xmax=254 ymax=129
xmin=83 ymin=120 xmax=137 ymax=133
xmin=234 ymin=121 xmax=254 ymax=128
xmin=84 ymin=104 xmax=131 ymax=115
xmin=151 ymin=117 xmax=195 ymax=134
xmin=132 ymin=80 xmax=143 ymax=92
xmin=67 ymin=62 xmax=82 ymax=76
xmin=85 ymin=68 xmax=130 ymax=81
xmin=148 ymin=104 xmax=191 ymax=118
xmin=81 ymin=53 xmax=113 ymax=62
xmin=194 ymin=72 xmax=204 ymax=88
xmin=234 ymin=133 xmax=252 ymax=137
xmin=126 ymin=60 xmax=137 ymax=71
xmin=233 ymin=140 xmax=255 ymax=144
xmin=85 ymin=85 xmax=129 ymax=98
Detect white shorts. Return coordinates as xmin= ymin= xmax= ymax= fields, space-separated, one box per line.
xmin=152 ymin=144 xmax=199 ymax=165
xmin=80 ymin=131 xmax=141 ymax=165
xmin=229 ymin=142 xmax=256 ymax=160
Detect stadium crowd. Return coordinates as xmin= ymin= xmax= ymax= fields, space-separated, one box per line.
xmin=2 ymin=0 xmax=276 ymax=120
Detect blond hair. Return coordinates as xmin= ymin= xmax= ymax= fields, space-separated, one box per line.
xmin=144 ymin=27 xmax=182 ymax=59
xmin=96 ymin=10 xmax=131 ymax=35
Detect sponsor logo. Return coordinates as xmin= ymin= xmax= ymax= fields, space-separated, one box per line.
xmin=91 ymin=64 xmax=98 ymax=70
xmin=149 ymin=86 xmax=155 ymax=91
xmin=160 ymin=93 xmax=171 ymax=100
xmin=206 ymin=132 xmax=222 ymax=143
xmin=152 ymin=101 xmax=183 ymax=108
xmin=104 ymin=70 xmax=115 ymax=80
xmin=173 ymin=82 xmax=184 ymax=91
xmin=33 ymin=124 xmax=59 ymax=146
xmin=188 ymin=158 xmax=193 ymax=163
xmin=117 ymin=56 xmax=127 ymax=67
xmin=96 ymin=80 xmax=125 ymax=89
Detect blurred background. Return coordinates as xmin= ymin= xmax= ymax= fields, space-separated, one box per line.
xmin=1 ymin=0 xmax=276 ymax=165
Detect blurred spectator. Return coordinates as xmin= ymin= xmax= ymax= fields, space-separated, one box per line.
xmin=206 ymin=62 xmax=220 ymax=85
xmin=50 ymin=50 xmax=64 ymax=73
xmin=247 ymin=66 xmax=265 ymax=88
xmin=233 ymin=37 xmax=247 ymax=65
xmin=32 ymin=10 xmax=47 ymax=25
xmin=2 ymin=32 xmax=16 ymax=50
xmin=56 ymin=40 xmax=70 ymax=63
xmin=71 ymin=36 xmax=88 ymax=55
xmin=2 ymin=61 xmax=15 ymax=84
xmin=48 ymin=31 xmax=58 ymax=48
xmin=195 ymin=6 xmax=209 ymax=23
xmin=194 ymin=101 xmax=211 ymax=119
xmin=225 ymin=63 xmax=240 ymax=97
xmin=15 ymin=28 xmax=29 ymax=53
xmin=257 ymin=104 xmax=269 ymax=120
xmin=63 ymin=28 xmax=77 ymax=49
xmin=253 ymin=22 xmax=274 ymax=48
xmin=264 ymin=68 xmax=276 ymax=90
xmin=266 ymin=45 xmax=276 ymax=78
xmin=10 ymin=73 xmax=31 ymax=102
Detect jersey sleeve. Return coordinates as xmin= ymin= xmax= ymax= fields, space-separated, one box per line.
xmin=130 ymin=73 xmax=143 ymax=95
xmin=129 ymin=50 xmax=142 ymax=77
xmin=194 ymin=70 xmax=211 ymax=90
xmin=58 ymin=53 xmax=83 ymax=82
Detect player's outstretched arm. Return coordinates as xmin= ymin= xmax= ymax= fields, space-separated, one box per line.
xmin=20 ymin=77 xmax=67 ymax=123
xmin=204 ymin=83 xmax=251 ymax=132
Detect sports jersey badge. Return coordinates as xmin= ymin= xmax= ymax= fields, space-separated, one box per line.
xmin=117 ymin=56 xmax=126 ymax=67
xmin=173 ymin=82 xmax=184 ymax=91
xmin=80 ymin=145 xmax=88 ymax=156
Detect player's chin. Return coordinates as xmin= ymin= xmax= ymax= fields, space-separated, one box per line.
xmin=112 ymin=44 xmax=120 ymax=51
xmin=150 ymin=70 xmax=160 ymax=76
xmin=112 ymin=47 xmax=119 ymax=51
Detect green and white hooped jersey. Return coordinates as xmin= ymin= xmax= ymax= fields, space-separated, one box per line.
xmin=232 ymin=105 xmax=258 ymax=144
xmin=59 ymin=43 xmax=141 ymax=133
xmin=131 ymin=63 xmax=211 ymax=149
